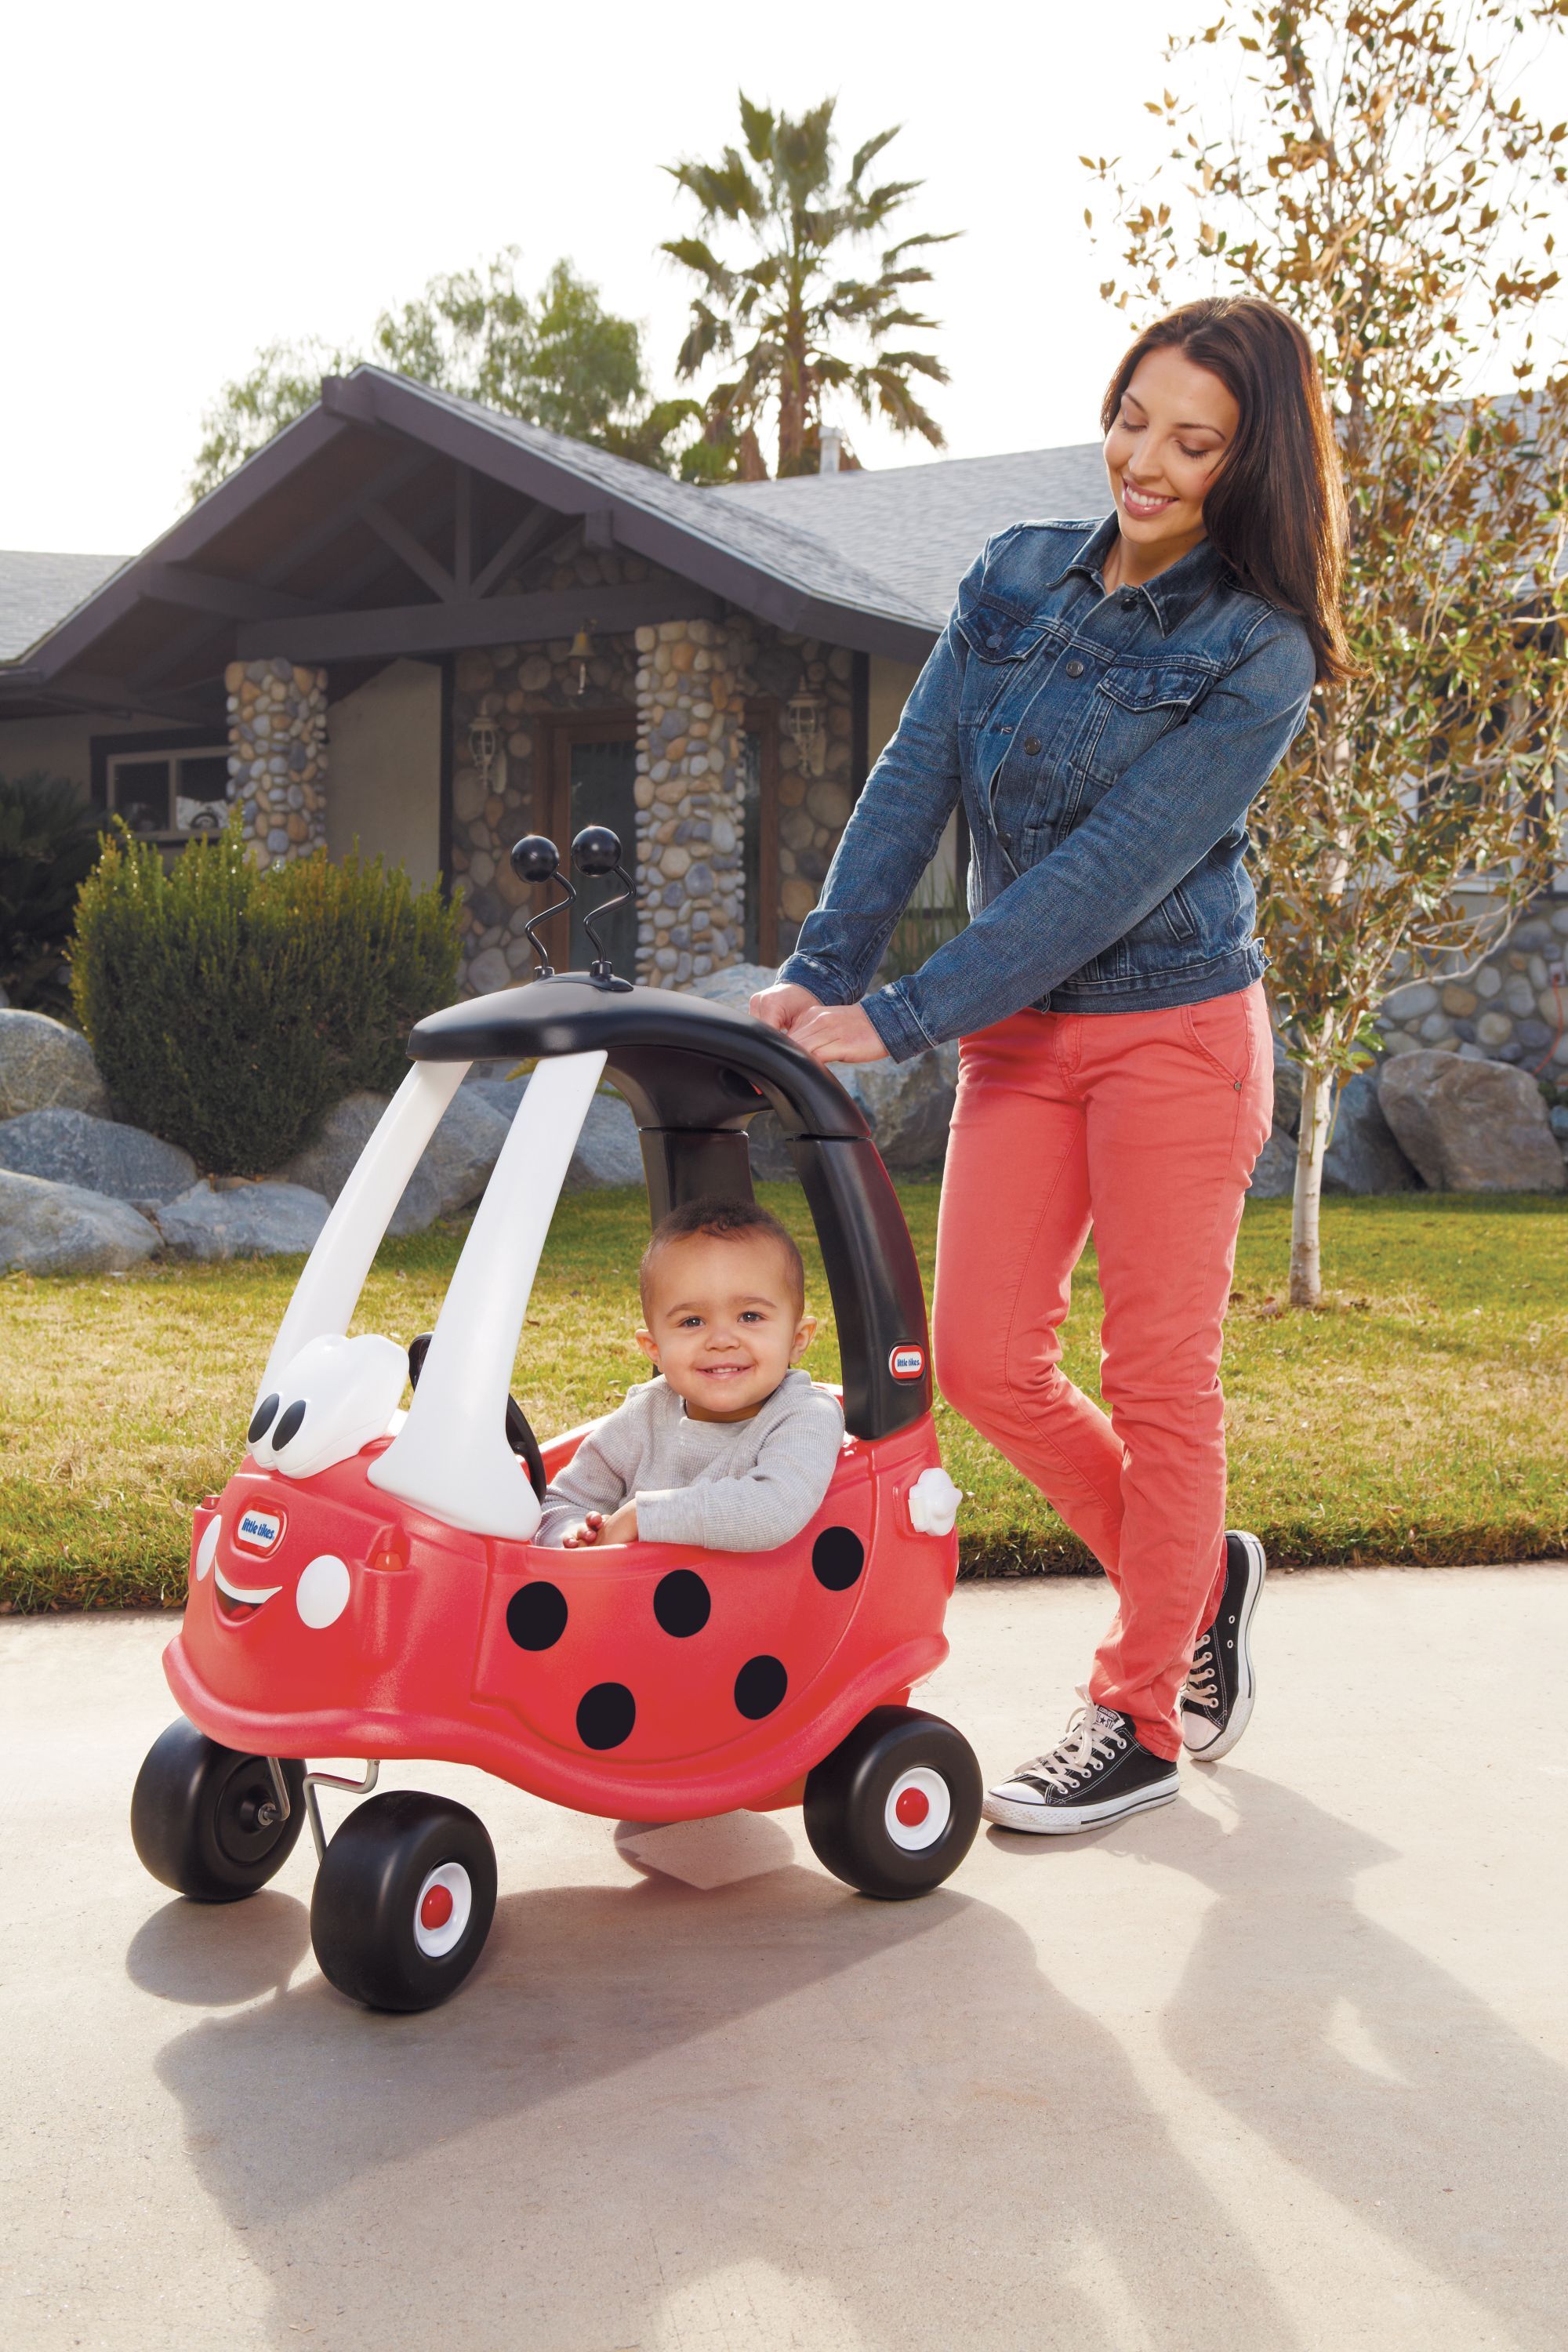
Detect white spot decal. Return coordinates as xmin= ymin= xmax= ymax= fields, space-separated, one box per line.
xmin=296 ymin=1553 xmax=351 ymax=1630
xmin=194 ymin=1518 xmax=221 ymax=1581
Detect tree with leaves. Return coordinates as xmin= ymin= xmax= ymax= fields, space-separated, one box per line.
xmin=189 ymin=251 xmax=697 ymax=499
xmin=1087 ymin=0 xmax=1568 ymax=1306
xmin=663 ymin=95 xmax=956 ymax=480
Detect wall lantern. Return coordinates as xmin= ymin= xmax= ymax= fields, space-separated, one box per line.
xmin=466 ymin=715 xmax=500 ymax=792
xmin=569 ymin=621 xmax=595 ymax=699
xmin=784 ymin=688 xmax=828 ymax=777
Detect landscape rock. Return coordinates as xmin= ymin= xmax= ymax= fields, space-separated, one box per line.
xmin=0 ymin=1170 xmax=159 ymax=1275
xmin=1377 ymin=1051 xmax=1565 ymax=1192
xmin=0 ymin=1010 xmax=112 ymax=1122
xmin=1249 ymin=1127 xmax=1297 ymax=1199
xmin=565 ymin=1093 xmax=645 ymax=1189
xmin=153 ymin=1181 xmax=332 ymax=1261
xmin=273 ymin=1091 xmax=441 ymax=1236
xmin=467 ymin=1076 xmax=528 ymax=1126
xmin=418 ymin=1087 xmax=512 ymax=1216
xmin=0 ymin=1108 xmax=197 ymax=1204
xmin=1323 ymin=1070 xmax=1421 ymax=1195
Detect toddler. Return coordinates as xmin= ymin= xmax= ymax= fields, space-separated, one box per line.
xmin=534 ymin=1197 xmax=844 ymax=1552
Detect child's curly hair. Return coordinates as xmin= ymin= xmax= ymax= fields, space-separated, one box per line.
xmin=639 ymin=1196 xmax=805 ymax=1317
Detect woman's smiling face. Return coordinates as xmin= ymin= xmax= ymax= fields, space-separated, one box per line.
xmin=1102 ymin=344 xmax=1239 ymax=575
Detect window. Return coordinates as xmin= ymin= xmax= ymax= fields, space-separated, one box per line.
xmin=103 ymin=745 xmax=231 ymax=840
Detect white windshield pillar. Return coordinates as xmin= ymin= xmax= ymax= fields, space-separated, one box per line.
xmin=368 ymin=1050 xmax=608 ymax=1541
xmin=257 ymin=1059 xmax=469 ymax=1400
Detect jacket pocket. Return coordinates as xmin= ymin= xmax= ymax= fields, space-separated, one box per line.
xmin=1079 ymin=661 xmax=1210 ymax=784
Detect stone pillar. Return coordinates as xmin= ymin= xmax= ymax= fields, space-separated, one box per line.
xmin=634 ymin=619 xmax=746 ymax=986
xmin=225 ymin=659 xmax=328 ymax=867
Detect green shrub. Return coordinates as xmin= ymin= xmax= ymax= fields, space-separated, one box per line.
xmin=0 ymin=772 xmax=107 ymax=1012
xmin=71 ymin=816 xmax=462 ymax=1172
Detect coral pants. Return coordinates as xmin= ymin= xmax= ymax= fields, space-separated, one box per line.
xmin=932 ymin=983 xmax=1274 ymax=1760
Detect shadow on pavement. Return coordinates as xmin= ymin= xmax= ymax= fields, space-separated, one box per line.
xmin=141 ymin=1857 xmax=1300 ymax=2352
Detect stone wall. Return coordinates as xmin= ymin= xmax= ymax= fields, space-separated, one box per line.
xmin=1375 ymin=903 xmax=1568 ymax=1072
xmin=224 ymin=659 xmax=328 ymax=868
xmin=443 ymin=531 xmax=861 ymax=991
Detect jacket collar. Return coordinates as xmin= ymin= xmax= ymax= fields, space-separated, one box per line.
xmin=1052 ymin=512 xmax=1229 ymax=637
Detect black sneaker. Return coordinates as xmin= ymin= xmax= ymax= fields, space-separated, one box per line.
xmin=983 ymin=1692 xmax=1180 ymax=1835
xmin=1181 ymin=1530 xmax=1266 ymax=1761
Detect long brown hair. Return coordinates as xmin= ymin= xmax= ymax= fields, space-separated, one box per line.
xmin=1101 ymin=297 xmax=1353 ymax=684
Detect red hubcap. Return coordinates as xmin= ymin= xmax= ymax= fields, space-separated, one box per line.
xmin=895 ymin=1786 xmax=931 ymax=1828
xmin=420 ymin=1883 xmax=454 ymax=1931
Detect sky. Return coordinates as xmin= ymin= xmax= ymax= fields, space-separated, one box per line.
xmin=5 ymin=0 xmax=1566 ymax=555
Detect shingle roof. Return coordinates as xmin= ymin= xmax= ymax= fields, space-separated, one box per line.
xmin=0 ymin=550 xmax=129 ymax=662
xmin=713 ymin=445 xmax=1110 ymax=630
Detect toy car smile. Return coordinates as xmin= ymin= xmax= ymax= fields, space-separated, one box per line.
xmin=132 ymin=828 xmax=981 ymax=2012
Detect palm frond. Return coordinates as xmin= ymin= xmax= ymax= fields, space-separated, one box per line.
xmin=850 ymin=125 xmax=902 ymax=186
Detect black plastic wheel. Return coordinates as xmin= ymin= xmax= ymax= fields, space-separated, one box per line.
xmin=310 ymin=1790 xmax=497 ymax=2013
xmin=131 ymin=1720 xmax=306 ymax=1902
xmin=804 ymin=1706 xmax=983 ymax=1900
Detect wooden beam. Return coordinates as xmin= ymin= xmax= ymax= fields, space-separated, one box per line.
xmin=4 ymin=670 xmax=216 ymax=726
xmin=361 ymin=499 xmax=456 ymax=601
xmin=583 ymin=508 xmax=615 ymax=550
xmin=453 ymin=466 xmax=473 ymax=593
xmin=140 ymin=564 xmax=321 ymax=622
xmin=470 ymin=503 xmax=560 ymax=599
xmin=237 ymin=580 xmax=722 ymax=665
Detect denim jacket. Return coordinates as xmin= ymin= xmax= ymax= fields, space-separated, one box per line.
xmin=780 ymin=513 xmax=1316 ymax=1061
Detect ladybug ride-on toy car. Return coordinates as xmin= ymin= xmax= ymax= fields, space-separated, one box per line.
xmin=132 ymin=826 xmax=980 ymax=2012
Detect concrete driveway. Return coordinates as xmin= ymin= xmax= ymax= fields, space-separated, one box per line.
xmin=3 ymin=1566 xmax=1565 ymax=2352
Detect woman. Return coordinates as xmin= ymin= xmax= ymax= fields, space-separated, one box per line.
xmin=752 ymin=296 xmax=1352 ymax=1834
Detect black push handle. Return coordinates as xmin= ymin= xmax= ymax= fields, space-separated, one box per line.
xmin=509 ymin=835 xmax=576 ymax=978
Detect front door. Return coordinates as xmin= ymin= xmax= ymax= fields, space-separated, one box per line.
xmin=542 ymin=714 xmax=639 ymax=978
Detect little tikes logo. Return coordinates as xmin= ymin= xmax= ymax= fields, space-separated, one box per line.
xmin=234 ymin=1504 xmax=285 ymax=1555
xmin=889 ymin=1344 xmax=926 ymax=1382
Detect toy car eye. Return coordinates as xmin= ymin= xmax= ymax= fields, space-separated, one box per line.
xmin=248 ymin=1393 xmax=280 ymax=1444
xmin=273 ymin=1399 xmax=307 ymax=1450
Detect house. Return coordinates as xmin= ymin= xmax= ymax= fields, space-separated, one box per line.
xmin=0 ymin=368 xmax=1102 ymax=989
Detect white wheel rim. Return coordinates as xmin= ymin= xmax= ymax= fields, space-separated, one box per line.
xmin=884 ymin=1766 xmax=951 ymax=1852
xmin=413 ymin=1862 xmax=473 ymax=1958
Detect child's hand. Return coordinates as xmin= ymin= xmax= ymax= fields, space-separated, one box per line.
xmin=562 ymin=1512 xmax=605 ymax=1548
xmin=598 ymin=1502 xmax=638 ymax=1545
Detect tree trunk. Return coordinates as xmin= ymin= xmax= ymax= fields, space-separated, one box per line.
xmin=1290 ymin=1064 xmax=1335 ymax=1308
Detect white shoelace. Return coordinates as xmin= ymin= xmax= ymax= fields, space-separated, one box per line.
xmin=1014 ymin=1690 xmax=1127 ymax=1793
xmin=1184 ymin=1628 xmax=1218 ymax=1707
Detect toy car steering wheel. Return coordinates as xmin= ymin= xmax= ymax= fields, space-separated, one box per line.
xmin=406 ymin=1333 xmax=548 ymax=1504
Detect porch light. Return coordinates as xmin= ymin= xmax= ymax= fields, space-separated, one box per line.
xmin=569 ymin=622 xmax=595 ymax=698
xmin=466 ymin=715 xmax=500 ymax=792
xmin=784 ymin=688 xmax=827 ymax=776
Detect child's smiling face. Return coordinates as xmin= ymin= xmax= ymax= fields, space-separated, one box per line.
xmin=636 ymin=1231 xmax=817 ymax=1423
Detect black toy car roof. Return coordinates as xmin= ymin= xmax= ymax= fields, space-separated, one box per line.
xmin=409 ymin=975 xmax=872 ymax=1143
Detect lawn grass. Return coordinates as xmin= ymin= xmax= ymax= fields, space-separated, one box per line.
xmin=2 ymin=1188 xmax=1563 ymax=1611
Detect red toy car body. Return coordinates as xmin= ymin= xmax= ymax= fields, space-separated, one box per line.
xmin=133 ymin=834 xmax=981 ymax=2012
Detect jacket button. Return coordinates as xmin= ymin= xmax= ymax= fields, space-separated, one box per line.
xmin=1120 ymin=592 xmax=1138 ymax=611
xmin=1023 ymin=735 xmax=1041 ymax=756
xmin=1065 ymin=659 xmax=1085 ymax=678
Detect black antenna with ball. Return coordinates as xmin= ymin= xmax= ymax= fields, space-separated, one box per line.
xmin=509 ymin=835 xmax=575 ymax=978
xmin=572 ymin=826 xmax=638 ymax=989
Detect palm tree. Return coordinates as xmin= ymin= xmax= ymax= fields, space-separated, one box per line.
xmin=662 ymin=96 xmax=957 ymax=480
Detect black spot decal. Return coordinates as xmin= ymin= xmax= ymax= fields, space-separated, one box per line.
xmin=248 ymin=1393 xmax=280 ymax=1445
xmin=273 ymin=1399 xmax=307 ymax=1450
xmin=654 ymin=1569 xmax=710 ymax=1638
xmin=812 ymin=1527 xmax=864 ymax=1592
xmin=506 ymin=1581 xmax=568 ymax=1651
xmin=735 ymin=1655 xmax=787 ymax=1720
xmin=577 ymin=1682 xmax=636 ymax=1750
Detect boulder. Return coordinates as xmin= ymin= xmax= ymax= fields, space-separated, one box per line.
xmin=1322 ymin=1069 xmax=1421 ymax=1194
xmin=272 ymin=1091 xmax=441 ymax=1236
xmin=1249 ymin=1127 xmax=1297 ymax=1199
xmin=153 ymin=1180 xmax=332 ymax=1261
xmin=467 ymin=1076 xmax=528 ymax=1126
xmin=1377 ymin=1051 xmax=1565 ymax=1192
xmin=0 ymin=1010 xmax=111 ymax=1121
xmin=0 ymin=1107 xmax=197 ymax=1204
xmin=565 ymin=1093 xmax=644 ymax=1189
xmin=0 ymin=1169 xmax=158 ymax=1275
xmin=684 ymin=961 xmax=779 ymax=1015
xmin=418 ymin=1086 xmax=512 ymax=1215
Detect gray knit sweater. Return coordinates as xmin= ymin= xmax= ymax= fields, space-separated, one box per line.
xmin=535 ymin=1370 xmax=845 ymax=1552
